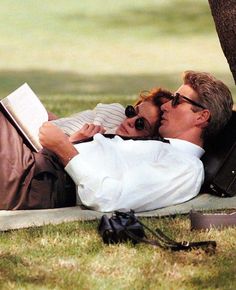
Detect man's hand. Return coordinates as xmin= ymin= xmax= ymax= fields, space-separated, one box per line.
xmin=69 ymin=123 xmax=105 ymax=142
xmin=39 ymin=122 xmax=78 ymax=166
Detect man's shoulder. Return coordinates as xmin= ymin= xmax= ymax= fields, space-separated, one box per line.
xmin=168 ymin=138 xmax=205 ymax=159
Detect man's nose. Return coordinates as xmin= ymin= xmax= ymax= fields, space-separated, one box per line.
xmin=161 ymin=98 xmax=173 ymax=111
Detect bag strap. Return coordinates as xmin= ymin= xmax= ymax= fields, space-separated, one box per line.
xmin=120 ymin=212 xmax=216 ymax=253
xmin=190 ymin=210 xmax=236 ymax=230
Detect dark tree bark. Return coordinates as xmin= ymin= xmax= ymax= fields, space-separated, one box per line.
xmin=208 ymin=0 xmax=236 ymax=83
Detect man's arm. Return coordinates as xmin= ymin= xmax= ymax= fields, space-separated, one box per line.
xmin=39 ymin=122 xmax=78 ymax=166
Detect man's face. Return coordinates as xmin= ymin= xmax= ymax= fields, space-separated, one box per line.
xmin=159 ymin=84 xmax=201 ymax=138
xmin=116 ymin=101 xmax=160 ymax=137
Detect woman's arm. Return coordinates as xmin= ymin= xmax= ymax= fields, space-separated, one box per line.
xmin=69 ymin=123 xmax=105 ymax=142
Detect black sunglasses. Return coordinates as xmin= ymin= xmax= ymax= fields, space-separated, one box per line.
xmin=125 ymin=105 xmax=148 ymax=131
xmin=171 ymin=93 xmax=206 ymax=109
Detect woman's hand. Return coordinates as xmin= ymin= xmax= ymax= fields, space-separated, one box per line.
xmin=47 ymin=111 xmax=58 ymax=121
xmin=69 ymin=123 xmax=105 ymax=142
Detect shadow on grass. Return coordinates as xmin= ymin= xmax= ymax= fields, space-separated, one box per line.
xmin=0 ymin=253 xmax=48 ymax=287
xmin=188 ymin=251 xmax=236 ymax=289
xmin=0 ymin=69 xmax=235 ymax=115
xmin=0 ymin=223 xmax=101 ymax=289
xmin=0 ymin=69 xmax=179 ymax=98
xmin=1 ymin=69 xmax=235 ymax=97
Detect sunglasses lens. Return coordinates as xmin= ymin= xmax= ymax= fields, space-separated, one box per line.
xmin=125 ymin=105 xmax=136 ymax=118
xmin=135 ymin=118 xmax=145 ymax=131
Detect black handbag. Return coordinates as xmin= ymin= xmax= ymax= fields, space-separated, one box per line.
xmin=98 ymin=211 xmax=216 ymax=253
xmin=202 ymin=111 xmax=236 ymax=197
xmin=98 ymin=210 xmax=146 ymax=244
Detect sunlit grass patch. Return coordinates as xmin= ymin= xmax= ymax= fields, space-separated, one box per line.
xmin=1 ymin=218 xmax=235 ymax=289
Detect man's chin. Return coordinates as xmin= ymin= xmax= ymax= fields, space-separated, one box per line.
xmin=158 ymin=126 xmax=165 ymax=135
xmin=159 ymin=126 xmax=169 ymax=138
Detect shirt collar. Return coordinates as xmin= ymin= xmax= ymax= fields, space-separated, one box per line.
xmin=167 ymin=138 xmax=205 ymax=158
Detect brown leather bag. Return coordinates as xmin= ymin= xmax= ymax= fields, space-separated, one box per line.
xmin=190 ymin=210 xmax=236 ymax=230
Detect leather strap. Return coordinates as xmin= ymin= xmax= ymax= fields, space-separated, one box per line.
xmin=121 ymin=212 xmax=216 ymax=253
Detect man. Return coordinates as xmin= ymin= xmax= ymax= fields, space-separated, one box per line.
xmin=0 ymin=88 xmax=168 ymax=210
xmin=39 ymin=71 xmax=233 ymax=212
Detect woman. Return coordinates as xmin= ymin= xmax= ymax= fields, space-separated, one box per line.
xmin=54 ymin=87 xmax=172 ymax=142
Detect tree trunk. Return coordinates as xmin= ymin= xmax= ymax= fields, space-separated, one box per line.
xmin=208 ymin=0 xmax=236 ymax=83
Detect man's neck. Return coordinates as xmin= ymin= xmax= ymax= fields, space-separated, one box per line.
xmin=178 ymin=135 xmax=203 ymax=148
xmin=163 ymin=130 xmax=204 ymax=148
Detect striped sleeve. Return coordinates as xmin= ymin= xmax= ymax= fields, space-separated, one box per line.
xmin=51 ymin=103 xmax=126 ymax=135
xmin=94 ymin=103 xmax=126 ymax=129
xmin=51 ymin=110 xmax=95 ymax=135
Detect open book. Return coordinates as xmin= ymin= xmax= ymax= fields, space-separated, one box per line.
xmin=0 ymin=83 xmax=48 ymax=152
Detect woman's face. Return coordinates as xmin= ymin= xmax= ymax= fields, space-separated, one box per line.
xmin=116 ymin=101 xmax=161 ymax=137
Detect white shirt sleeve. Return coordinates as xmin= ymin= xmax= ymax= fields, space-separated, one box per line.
xmin=65 ymin=135 xmax=126 ymax=211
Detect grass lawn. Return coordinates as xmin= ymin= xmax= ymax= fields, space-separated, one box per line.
xmin=0 ymin=0 xmax=235 ymax=289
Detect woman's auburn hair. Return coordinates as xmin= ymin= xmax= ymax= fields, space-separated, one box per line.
xmin=134 ymin=87 xmax=173 ymax=137
xmin=135 ymin=87 xmax=172 ymax=107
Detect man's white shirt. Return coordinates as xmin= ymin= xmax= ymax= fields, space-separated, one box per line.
xmin=65 ymin=134 xmax=205 ymax=212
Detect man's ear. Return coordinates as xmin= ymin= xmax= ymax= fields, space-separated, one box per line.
xmin=195 ymin=109 xmax=211 ymax=128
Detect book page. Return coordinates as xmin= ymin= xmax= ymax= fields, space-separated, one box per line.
xmin=0 ymin=83 xmax=48 ymax=151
